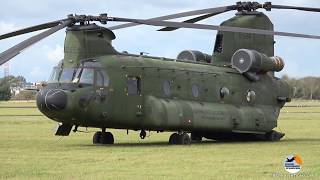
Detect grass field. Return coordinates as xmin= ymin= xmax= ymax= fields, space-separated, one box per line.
xmin=0 ymin=100 xmax=319 ymax=179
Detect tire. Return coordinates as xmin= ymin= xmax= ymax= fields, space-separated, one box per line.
xmin=93 ymin=131 xmax=102 ymax=144
xmin=169 ymin=133 xmax=179 ymax=144
xmin=266 ymin=130 xmax=284 ymax=142
xmin=180 ymin=133 xmax=191 ymax=145
xmin=100 ymin=132 xmax=114 ymax=144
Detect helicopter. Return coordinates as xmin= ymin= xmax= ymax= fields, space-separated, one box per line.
xmin=1 ymin=1 xmax=320 ymax=145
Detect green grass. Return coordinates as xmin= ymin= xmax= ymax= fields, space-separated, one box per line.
xmin=0 ymin=100 xmax=319 ymax=179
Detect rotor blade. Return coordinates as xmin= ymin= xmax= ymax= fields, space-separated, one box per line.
xmin=0 ymin=19 xmax=67 ymax=40
xmin=108 ymin=5 xmax=236 ymax=30
xmin=158 ymin=10 xmax=232 ymax=31
xmin=271 ymin=4 xmax=320 ymax=12
xmin=0 ymin=20 xmax=72 ymax=65
xmin=109 ymin=17 xmax=320 ymax=40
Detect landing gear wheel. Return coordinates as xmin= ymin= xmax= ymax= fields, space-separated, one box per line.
xmin=266 ymin=130 xmax=285 ymax=141
xmin=140 ymin=130 xmax=146 ymax=139
xmin=169 ymin=133 xmax=179 ymax=144
xmin=179 ymin=133 xmax=191 ymax=145
xmin=191 ymin=133 xmax=202 ymax=143
xmin=99 ymin=132 xmax=114 ymax=144
xmin=93 ymin=131 xmax=102 ymax=144
xmin=169 ymin=133 xmax=191 ymax=145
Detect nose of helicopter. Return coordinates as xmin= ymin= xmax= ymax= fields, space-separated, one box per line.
xmin=36 ymin=89 xmax=67 ymax=111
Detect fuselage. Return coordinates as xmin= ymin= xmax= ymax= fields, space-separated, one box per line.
xmin=37 ymin=53 xmax=291 ymax=134
xmin=36 ymin=12 xmax=291 ymax=138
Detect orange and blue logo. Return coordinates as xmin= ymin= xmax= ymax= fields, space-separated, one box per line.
xmin=284 ymin=155 xmax=303 ymax=174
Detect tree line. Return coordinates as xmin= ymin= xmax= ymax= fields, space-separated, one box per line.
xmin=281 ymin=75 xmax=320 ymax=100
xmin=0 ymin=76 xmax=36 ymax=101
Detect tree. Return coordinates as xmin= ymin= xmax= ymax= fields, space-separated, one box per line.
xmin=0 ymin=79 xmax=11 ymax=101
xmin=11 ymin=90 xmax=36 ymax=100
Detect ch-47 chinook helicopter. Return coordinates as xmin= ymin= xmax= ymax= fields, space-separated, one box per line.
xmin=1 ymin=2 xmax=320 ymax=145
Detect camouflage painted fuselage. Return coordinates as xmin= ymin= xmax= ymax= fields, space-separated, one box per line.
xmin=37 ymin=12 xmax=291 ymax=137
xmin=40 ymin=53 xmax=290 ymax=134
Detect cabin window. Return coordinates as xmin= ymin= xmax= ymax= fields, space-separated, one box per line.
xmin=163 ymin=80 xmax=171 ymax=97
xmin=192 ymin=84 xmax=200 ymax=98
xmin=214 ymin=34 xmax=223 ymax=53
xmin=220 ymin=87 xmax=230 ymax=99
xmin=96 ymin=70 xmax=109 ymax=87
xmin=246 ymin=90 xmax=256 ymax=102
xmin=127 ymin=76 xmax=141 ymax=95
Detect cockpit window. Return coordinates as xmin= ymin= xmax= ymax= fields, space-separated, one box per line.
xmin=79 ymin=68 xmax=94 ymax=84
xmin=59 ymin=68 xmax=77 ymax=83
xmin=96 ymin=70 xmax=109 ymax=87
xmin=48 ymin=67 xmax=61 ymax=83
xmin=48 ymin=61 xmax=108 ymax=86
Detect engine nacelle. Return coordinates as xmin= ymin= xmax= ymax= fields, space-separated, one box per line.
xmin=231 ymin=49 xmax=284 ymax=73
xmin=177 ymin=50 xmax=212 ymax=63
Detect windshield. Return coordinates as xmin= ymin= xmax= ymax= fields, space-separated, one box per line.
xmin=48 ymin=62 xmax=109 ymax=86
xmin=48 ymin=67 xmax=61 ymax=83
xmin=60 ymin=68 xmax=77 ymax=83
xmin=48 ymin=67 xmax=78 ymax=83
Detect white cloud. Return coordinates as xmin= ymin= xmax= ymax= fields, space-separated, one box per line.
xmin=46 ymin=45 xmax=64 ymax=62
xmin=30 ymin=66 xmax=43 ymax=78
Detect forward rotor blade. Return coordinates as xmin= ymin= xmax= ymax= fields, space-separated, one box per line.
xmin=108 ymin=5 xmax=236 ymax=30
xmin=0 ymin=20 xmax=72 ymax=65
xmin=110 ymin=17 xmax=320 ymax=40
xmin=158 ymin=10 xmax=232 ymax=31
xmin=0 ymin=19 xmax=66 ymax=40
xmin=271 ymin=4 xmax=320 ymax=12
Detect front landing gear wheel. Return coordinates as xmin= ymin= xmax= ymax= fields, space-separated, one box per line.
xmin=93 ymin=131 xmax=114 ymax=144
xmin=93 ymin=131 xmax=102 ymax=144
xmin=169 ymin=133 xmax=191 ymax=145
xmin=100 ymin=132 xmax=114 ymax=144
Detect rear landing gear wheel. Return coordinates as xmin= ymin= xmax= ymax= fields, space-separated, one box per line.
xmin=93 ymin=131 xmax=102 ymax=144
xmin=169 ymin=133 xmax=179 ymax=144
xmin=180 ymin=133 xmax=191 ymax=145
xmin=99 ymin=132 xmax=114 ymax=144
xmin=169 ymin=133 xmax=191 ymax=145
xmin=266 ymin=130 xmax=285 ymax=141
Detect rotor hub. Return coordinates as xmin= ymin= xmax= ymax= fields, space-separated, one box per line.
xmin=236 ymin=1 xmax=272 ymax=12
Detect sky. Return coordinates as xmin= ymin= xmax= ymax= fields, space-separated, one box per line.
xmin=0 ymin=0 xmax=320 ymax=82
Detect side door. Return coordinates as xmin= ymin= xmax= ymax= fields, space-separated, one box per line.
xmin=94 ymin=69 xmax=109 ymax=103
xmin=124 ymin=74 xmax=144 ymax=124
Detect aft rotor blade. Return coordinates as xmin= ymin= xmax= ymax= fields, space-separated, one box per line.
xmin=0 ymin=20 xmax=72 ymax=65
xmin=158 ymin=10 xmax=232 ymax=31
xmin=108 ymin=5 xmax=236 ymax=30
xmin=271 ymin=4 xmax=320 ymax=12
xmin=110 ymin=17 xmax=320 ymax=40
xmin=0 ymin=19 xmax=66 ymax=40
